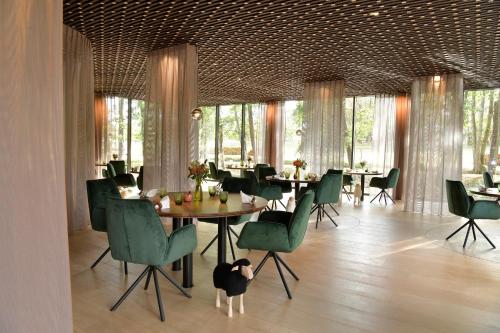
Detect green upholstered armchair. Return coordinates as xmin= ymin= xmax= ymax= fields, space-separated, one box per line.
xmin=209 ymin=161 xmax=231 ymax=182
xmin=199 ymin=176 xmax=252 ymax=260
xmin=106 ymin=197 xmax=197 ymax=322
xmin=237 ymin=190 xmax=314 ymax=299
xmin=244 ymin=170 xmax=284 ymax=210
xmin=327 ymin=169 xmax=354 ymax=201
xmin=310 ymin=173 xmax=342 ymax=229
xmin=106 ymin=161 xmax=136 ymax=187
xmin=254 ymin=163 xmax=269 ymax=181
xmin=369 ymin=168 xmax=400 ymax=205
xmin=483 ymin=172 xmax=499 ymax=188
xmin=137 ymin=166 xmax=144 ymax=192
xmin=86 ymin=178 xmax=128 ymax=273
xmin=445 ymin=180 xmax=500 ymax=249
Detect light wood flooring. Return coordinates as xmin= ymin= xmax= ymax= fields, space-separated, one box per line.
xmin=70 ymin=199 xmax=500 ymax=333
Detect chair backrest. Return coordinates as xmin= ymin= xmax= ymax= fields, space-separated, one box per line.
xmin=243 ymin=170 xmax=260 ymax=195
xmin=386 ymin=168 xmax=400 ymax=188
xmin=110 ymin=160 xmax=126 ymax=175
xmin=483 ymin=172 xmax=494 ymax=188
xmin=86 ymin=178 xmax=121 ymax=232
xmin=288 ymin=190 xmax=314 ymax=251
xmin=254 ymin=163 xmax=269 ymax=180
xmin=106 ymin=163 xmax=117 ymax=178
xmin=106 ymin=197 xmax=169 ymax=266
xmin=209 ymin=162 xmax=218 ymax=179
xmin=221 ymin=176 xmax=250 ymax=194
xmin=258 ymin=166 xmax=277 ymax=183
xmin=326 ymin=169 xmax=342 ymax=174
xmin=137 ymin=166 xmax=144 ymax=191
xmin=445 ymin=180 xmax=470 ymax=218
xmin=315 ymin=173 xmax=342 ymax=204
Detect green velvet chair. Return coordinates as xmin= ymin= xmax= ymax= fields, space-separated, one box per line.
xmin=86 ymin=178 xmax=128 ymax=273
xmin=483 ymin=172 xmax=499 ymax=188
xmin=209 ymin=161 xmax=231 ymax=182
xmin=106 ymin=197 xmax=197 ymax=322
xmin=236 ymin=190 xmax=314 ymax=299
xmin=310 ymin=173 xmax=343 ymax=229
xmin=445 ymin=180 xmax=500 ymax=249
xmin=327 ymin=169 xmax=354 ymax=201
xmin=245 ymin=170 xmax=284 ymax=210
xmin=106 ymin=161 xmax=136 ymax=187
xmin=199 ymin=176 xmax=252 ymax=260
xmin=369 ymin=168 xmax=400 ymax=205
xmin=137 ymin=166 xmax=144 ymax=192
xmin=254 ymin=163 xmax=269 ymax=182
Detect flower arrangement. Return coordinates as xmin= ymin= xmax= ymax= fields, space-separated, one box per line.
xmin=188 ymin=160 xmax=209 ymax=201
xmin=292 ymin=159 xmax=307 ymax=170
xmin=359 ymin=160 xmax=367 ymax=170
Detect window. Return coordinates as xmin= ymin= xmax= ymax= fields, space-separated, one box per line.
xmin=283 ymin=100 xmax=304 ymax=170
xmin=219 ymin=104 xmax=243 ymax=169
xmin=244 ymin=103 xmax=266 ymax=164
xmin=198 ymin=106 xmax=217 ymax=163
xmin=130 ymin=99 xmax=145 ymax=169
xmin=462 ymin=89 xmax=500 ymax=189
xmin=344 ymin=97 xmax=354 ymax=168
xmin=353 ymin=96 xmax=375 ymax=168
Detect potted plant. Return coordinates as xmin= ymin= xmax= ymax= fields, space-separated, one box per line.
xmin=188 ymin=160 xmax=209 ymax=201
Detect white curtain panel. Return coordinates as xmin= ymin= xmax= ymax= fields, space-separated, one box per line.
xmin=143 ymin=43 xmax=198 ymax=191
xmin=94 ymin=94 xmax=108 ymax=164
xmin=302 ymin=80 xmax=345 ymax=174
xmin=404 ymin=74 xmax=464 ymax=215
xmin=247 ymin=103 xmax=267 ymax=164
xmin=372 ymin=94 xmax=396 ymax=174
xmin=63 ymin=25 xmax=95 ymax=232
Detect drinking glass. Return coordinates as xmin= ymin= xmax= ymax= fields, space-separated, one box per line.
xmin=174 ymin=192 xmax=183 ymax=205
xmin=208 ymin=186 xmax=217 ymax=197
xmin=284 ymin=171 xmax=291 ymax=179
xmin=219 ymin=191 xmax=229 ymax=204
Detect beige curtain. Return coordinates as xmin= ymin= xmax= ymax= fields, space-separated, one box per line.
xmin=0 ymin=0 xmax=73 ymax=331
xmin=371 ymin=94 xmax=396 ymax=175
xmin=265 ymin=101 xmax=285 ymax=170
xmin=394 ymin=94 xmax=411 ymax=199
xmin=302 ymin=80 xmax=345 ymax=174
xmin=143 ymin=43 xmax=198 ymax=191
xmin=404 ymin=74 xmax=464 ymax=215
xmin=64 ymin=25 xmax=95 ymax=232
xmin=94 ymin=94 xmax=108 ymax=164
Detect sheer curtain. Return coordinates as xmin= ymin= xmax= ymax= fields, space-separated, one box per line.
xmin=63 ymin=25 xmax=95 ymax=232
xmin=246 ymin=103 xmax=266 ymax=163
xmin=94 ymin=94 xmax=108 ymax=164
xmin=371 ymin=94 xmax=396 ymax=174
xmin=265 ymin=101 xmax=285 ymax=170
xmin=143 ymin=43 xmax=198 ymax=191
xmin=404 ymin=74 xmax=464 ymax=215
xmin=302 ymin=80 xmax=345 ymax=174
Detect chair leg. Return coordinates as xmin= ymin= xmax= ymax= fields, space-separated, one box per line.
xmin=370 ymin=190 xmax=383 ymax=203
xmin=472 ymin=221 xmax=496 ymax=249
xmin=228 ymin=226 xmax=239 ymax=239
xmin=227 ymin=227 xmax=236 ymax=261
xmin=471 ymin=223 xmax=477 ymax=240
xmin=272 ymin=253 xmax=292 ymax=299
xmin=275 ymin=253 xmax=299 ymax=281
xmin=386 ymin=191 xmax=396 ymax=204
xmin=200 ymin=234 xmax=218 ymax=255
xmin=315 ymin=205 xmax=321 ymax=229
xmin=463 ymin=224 xmax=472 ymax=248
xmin=90 ymin=247 xmax=111 ymax=269
xmin=253 ymin=252 xmax=272 ymax=278
xmin=144 ymin=268 xmax=152 ymax=290
xmin=343 ymin=186 xmax=351 ymax=201
xmin=110 ymin=266 xmax=150 ymax=312
xmin=446 ymin=220 xmax=471 ymax=240
xmin=323 ymin=209 xmax=338 ymax=227
xmin=156 ymin=266 xmax=192 ymax=298
xmin=278 ymin=200 xmax=287 ymax=210
xmin=328 ymin=203 xmax=340 ymax=216
xmin=124 ymin=262 xmax=128 ymax=275
xmin=152 ymin=267 xmax=165 ymax=322
xmin=310 ymin=204 xmax=318 ymax=215
xmin=383 ymin=191 xmax=388 ymax=205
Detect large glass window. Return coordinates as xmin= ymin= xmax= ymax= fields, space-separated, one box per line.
xmin=244 ymin=103 xmax=266 ymax=163
xmin=283 ymin=100 xmax=304 ymax=170
xmin=344 ymin=97 xmax=354 ymax=168
xmin=219 ymin=104 xmax=243 ymax=169
xmin=353 ymin=96 xmax=375 ymax=168
xmin=462 ymin=88 xmax=500 ymax=189
xmin=198 ymin=106 xmax=217 ymax=163
xmin=130 ymin=99 xmax=145 ymax=170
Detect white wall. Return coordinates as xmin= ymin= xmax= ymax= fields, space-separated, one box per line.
xmin=0 ymin=1 xmax=73 ymax=332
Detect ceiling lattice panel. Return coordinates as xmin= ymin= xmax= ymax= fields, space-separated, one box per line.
xmin=63 ymin=0 xmax=500 ymax=105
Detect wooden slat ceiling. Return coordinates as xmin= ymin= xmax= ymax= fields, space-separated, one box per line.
xmin=63 ymin=0 xmax=499 ymax=105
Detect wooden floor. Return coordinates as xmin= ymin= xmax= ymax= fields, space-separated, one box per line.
xmin=70 ymin=199 xmax=500 ymax=333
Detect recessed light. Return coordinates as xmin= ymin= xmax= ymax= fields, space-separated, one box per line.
xmin=369 ymin=11 xmax=380 ymax=16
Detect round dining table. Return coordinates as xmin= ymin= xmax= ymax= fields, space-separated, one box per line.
xmin=158 ymin=192 xmax=268 ymax=288
xmin=266 ymin=175 xmax=320 ymax=199
xmin=345 ymin=170 xmax=383 ymax=201
xmin=470 ymin=188 xmax=500 ymax=202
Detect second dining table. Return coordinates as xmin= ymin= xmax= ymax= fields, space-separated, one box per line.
xmin=266 ymin=175 xmax=319 ymax=199
xmin=345 ymin=170 xmax=383 ymax=201
xmin=158 ymin=192 xmax=268 ymax=288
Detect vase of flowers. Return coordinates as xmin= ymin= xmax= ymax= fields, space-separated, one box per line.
xmin=188 ymin=160 xmax=209 ymax=201
xmin=292 ymin=159 xmax=307 ymax=179
xmin=359 ymin=160 xmax=367 ymax=171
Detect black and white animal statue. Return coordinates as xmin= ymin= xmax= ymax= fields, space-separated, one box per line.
xmin=213 ymin=258 xmax=253 ymax=317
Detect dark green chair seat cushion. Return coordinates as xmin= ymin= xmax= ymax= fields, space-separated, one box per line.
xmin=469 ymin=200 xmax=500 ymax=220
xmin=446 ymin=179 xmax=500 ymax=220
xmin=106 ymin=198 xmax=197 ymax=266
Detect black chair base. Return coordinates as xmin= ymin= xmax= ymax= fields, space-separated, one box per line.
xmin=200 ymin=226 xmax=239 ymax=260
xmin=342 ymin=186 xmax=352 ymax=201
xmin=90 ymin=246 xmax=128 ymax=275
xmin=110 ymin=265 xmax=191 ymax=322
xmin=446 ymin=219 xmax=496 ymax=249
xmin=310 ymin=204 xmax=338 ymax=229
xmin=370 ymin=189 xmax=395 ymax=205
xmin=252 ymin=251 xmax=299 ymax=299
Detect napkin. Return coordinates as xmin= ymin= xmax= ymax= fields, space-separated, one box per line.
xmin=146 ymin=188 xmax=158 ymax=197
xmin=240 ymin=191 xmax=255 ymax=204
xmin=160 ymin=195 xmax=170 ymax=211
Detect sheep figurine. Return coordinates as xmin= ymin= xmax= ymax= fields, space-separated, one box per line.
xmin=213 ymin=258 xmax=253 ymax=317
xmin=353 ymin=183 xmax=362 ymax=206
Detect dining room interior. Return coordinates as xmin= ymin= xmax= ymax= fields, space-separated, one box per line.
xmin=2 ymin=0 xmax=500 ymax=332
